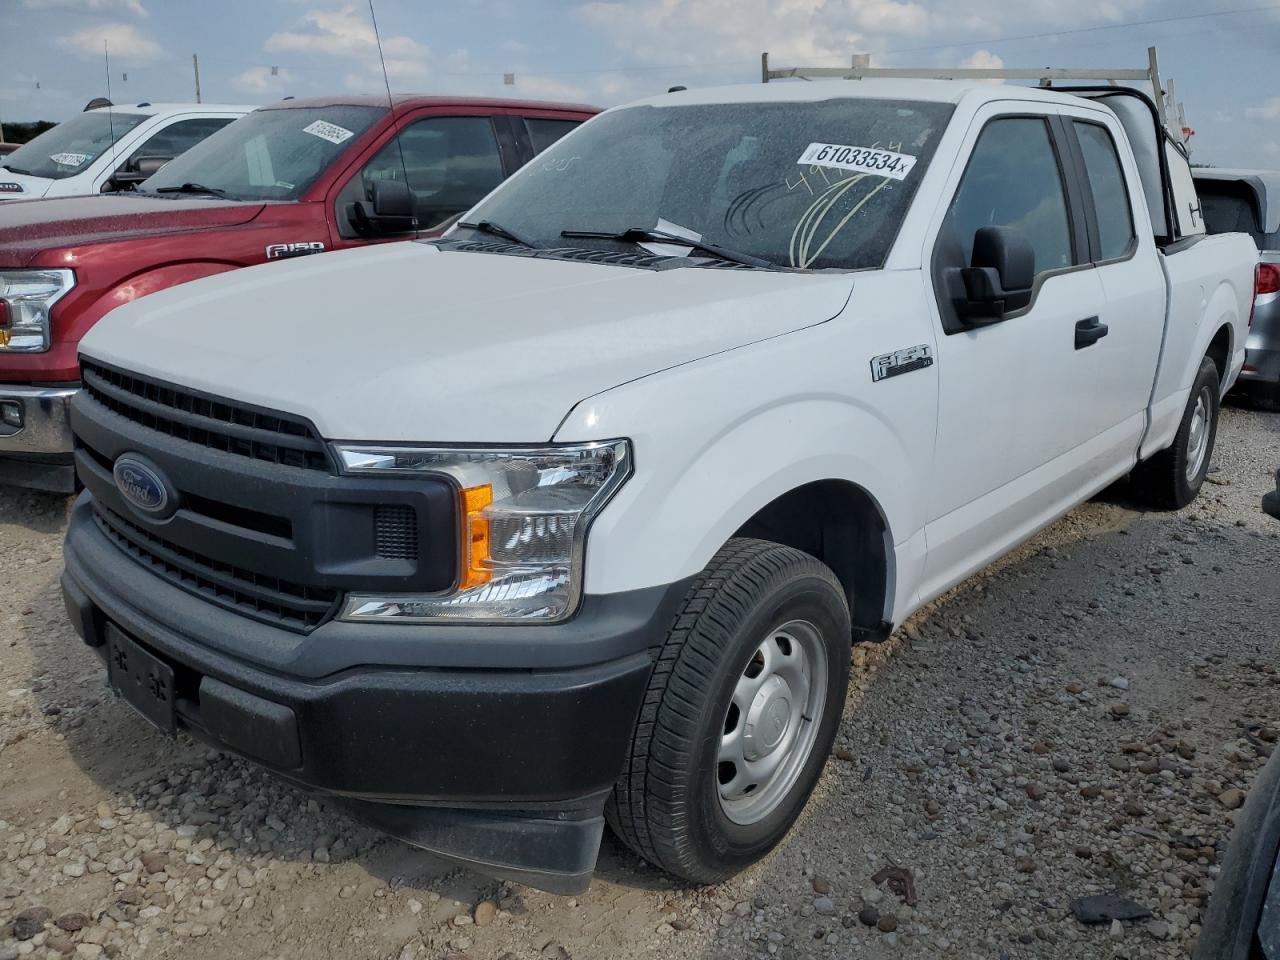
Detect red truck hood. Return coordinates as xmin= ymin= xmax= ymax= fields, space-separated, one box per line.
xmin=0 ymin=195 xmax=267 ymax=267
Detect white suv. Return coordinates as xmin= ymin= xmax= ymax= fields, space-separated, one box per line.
xmin=0 ymin=102 xmax=253 ymax=200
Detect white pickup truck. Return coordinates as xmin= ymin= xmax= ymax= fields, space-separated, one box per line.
xmin=60 ymin=78 xmax=1256 ymax=893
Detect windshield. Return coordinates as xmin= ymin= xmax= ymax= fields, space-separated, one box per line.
xmin=1 ymin=111 xmax=149 ymax=180
xmin=140 ymin=105 xmax=386 ymax=201
xmin=462 ymin=98 xmax=953 ymax=270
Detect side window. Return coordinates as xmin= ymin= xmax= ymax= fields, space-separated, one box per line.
xmin=1165 ymin=142 xmax=1206 ymax=239
xmin=357 ymin=116 xmax=505 ymax=230
xmin=1074 ymin=121 xmax=1136 ymax=261
xmin=945 ymin=117 xmax=1074 ymax=278
xmin=127 ymin=117 xmax=234 ymax=165
xmin=525 ymin=118 xmax=580 ymax=154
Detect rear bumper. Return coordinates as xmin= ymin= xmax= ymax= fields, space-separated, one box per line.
xmin=63 ymin=495 xmax=688 ymax=891
xmin=0 ymin=383 xmax=77 ymax=491
xmin=1237 ymin=346 xmax=1280 ymax=391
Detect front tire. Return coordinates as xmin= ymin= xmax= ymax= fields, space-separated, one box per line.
xmin=1133 ymin=356 xmax=1221 ymax=510
xmin=606 ymin=538 xmax=851 ymax=884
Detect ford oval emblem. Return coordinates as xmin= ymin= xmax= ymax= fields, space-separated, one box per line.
xmin=113 ymin=455 xmax=172 ymax=517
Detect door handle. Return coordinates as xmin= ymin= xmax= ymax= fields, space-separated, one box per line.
xmin=1074 ymin=316 xmax=1109 ymax=349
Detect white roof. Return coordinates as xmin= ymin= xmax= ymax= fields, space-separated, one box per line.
xmin=620 ymin=77 xmax=1097 ymax=111
xmin=87 ymin=102 xmax=257 ymax=117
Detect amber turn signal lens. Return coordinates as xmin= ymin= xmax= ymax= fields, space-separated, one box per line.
xmin=459 ymin=483 xmax=493 ymax=589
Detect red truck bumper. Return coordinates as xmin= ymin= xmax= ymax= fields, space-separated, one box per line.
xmin=0 ymin=383 xmax=78 ymax=492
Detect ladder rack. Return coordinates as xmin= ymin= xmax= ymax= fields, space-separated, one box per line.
xmin=760 ymin=46 xmax=1190 ymax=144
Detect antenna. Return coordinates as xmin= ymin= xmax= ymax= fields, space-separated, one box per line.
xmin=103 ymin=41 xmax=119 ymax=168
xmin=367 ymin=0 xmax=413 ymax=215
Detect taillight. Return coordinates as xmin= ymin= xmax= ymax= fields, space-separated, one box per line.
xmin=1252 ymin=263 xmax=1280 ymax=327
xmin=1258 ymin=263 xmax=1280 ymax=295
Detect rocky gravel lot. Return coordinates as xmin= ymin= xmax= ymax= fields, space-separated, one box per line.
xmin=1 ymin=403 xmax=1278 ymax=960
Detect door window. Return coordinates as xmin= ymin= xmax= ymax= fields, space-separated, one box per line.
xmin=126 ymin=117 xmax=235 ymax=166
xmin=525 ymin=118 xmax=581 ymax=154
xmin=945 ymin=117 xmax=1075 ymax=278
xmin=356 ymin=116 xmax=505 ymax=230
xmin=1074 ymin=121 xmax=1135 ymax=261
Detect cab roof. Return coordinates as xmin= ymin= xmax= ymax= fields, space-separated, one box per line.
xmin=88 ymin=102 xmax=257 ymax=117
xmin=256 ymin=94 xmax=600 ymax=116
xmin=621 ymin=78 xmax=1113 ymax=111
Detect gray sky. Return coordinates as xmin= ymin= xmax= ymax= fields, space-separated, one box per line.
xmin=1 ymin=0 xmax=1278 ymax=168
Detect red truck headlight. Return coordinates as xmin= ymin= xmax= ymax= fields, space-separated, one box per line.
xmin=0 ymin=269 xmax=75 ymax=352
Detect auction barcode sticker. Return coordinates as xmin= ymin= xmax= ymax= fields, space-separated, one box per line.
xmin=49 ymin=152 xmax=90 ymax=167
xmin=302 ymin=120 xmax=355 ymax=145
xmin=796 ymin=143 xmax=916 ymax=181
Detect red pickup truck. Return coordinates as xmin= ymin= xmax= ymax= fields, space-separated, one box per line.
xmin=0 ymin=94 xmax=597 ymax=491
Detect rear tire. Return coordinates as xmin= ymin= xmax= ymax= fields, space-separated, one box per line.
xmin=1133 ymin=357 xmax=1220 ymax=509
xmin=606 ymin=538 xmax=850 ymax=884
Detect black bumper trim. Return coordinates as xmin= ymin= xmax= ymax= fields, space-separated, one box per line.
xmin=0 ymin=452 xmax=75 ymax=493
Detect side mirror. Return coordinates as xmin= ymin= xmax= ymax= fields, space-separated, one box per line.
xmin=956 ymin=225 xmax=1035 ymax=324
xmin=347 ymin=179 xmax=418 ymax=236
xmin=106 ymin=155 xmax=172 ymax=191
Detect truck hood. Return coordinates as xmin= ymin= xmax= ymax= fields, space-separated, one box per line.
xmin=81 ymin=241 xmax=855 ymax=443
xmin=0 ymin=169 xmax=54 ymax=201
xmin=0 ymin=194 xmax=267 ymax=266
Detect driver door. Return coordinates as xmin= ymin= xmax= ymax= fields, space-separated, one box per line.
xmin=919 ymin=106 xmax=1107 ymax=602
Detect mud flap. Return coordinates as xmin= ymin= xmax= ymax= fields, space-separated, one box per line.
xmin=331 ymin=793 xmax=609 ymax=895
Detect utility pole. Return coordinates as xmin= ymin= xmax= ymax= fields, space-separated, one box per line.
xmin=192 ymin=53 xmax=202 ymax=103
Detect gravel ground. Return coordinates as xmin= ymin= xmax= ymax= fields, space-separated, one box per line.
xmin=1 ymin=403 xmax=1278 ymax=960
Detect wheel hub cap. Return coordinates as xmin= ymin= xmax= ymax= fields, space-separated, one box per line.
xmin=716 ymin=620 xmax=829 ymax=826
xmin=743 ymin=676 xmax=793 ymax=760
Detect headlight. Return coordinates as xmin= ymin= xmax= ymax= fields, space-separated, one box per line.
xmin=0 ymin=269 xmax=75 ymax=352
xmin=333 ymin=440 xmax=631 ymax=623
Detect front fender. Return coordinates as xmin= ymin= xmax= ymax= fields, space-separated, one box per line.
xmin=555 ymin=315 xmax=937 ymax=612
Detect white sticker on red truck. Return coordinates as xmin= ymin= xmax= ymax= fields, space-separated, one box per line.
xmin=302 ymin=120 xmax=355 ymax=145
xmin=50 ymin=152 xmax=90 ymax=167
xmin=796 ymin=143 xmax=916 ymax=181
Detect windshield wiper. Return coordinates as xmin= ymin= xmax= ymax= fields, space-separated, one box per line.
xmin=456 ymin=219 xmax=540 ymax=249
xmin=0 ymin=165 xmax=33 ymax=176
xmin=560 ymin=227 xmax=770 ymax=268
xmin=154 ymin=182 xmax=232 ymax=199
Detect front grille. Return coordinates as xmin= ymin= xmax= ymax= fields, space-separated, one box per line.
xmin=374 ymin=504 xmax=418 ymax=560
xmin=81 ymin=359 xmax=331 ymax=473
xmin=93 ymin=505 xmax=338 ymax=632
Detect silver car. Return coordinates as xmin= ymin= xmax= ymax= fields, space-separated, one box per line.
xmin=1195 ymin=170 xmax=1279 ymax=404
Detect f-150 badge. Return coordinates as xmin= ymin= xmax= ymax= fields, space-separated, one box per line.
xmin=265 ymin=241 xmax=326 ymax=259
xmin=870 ymin=344 xmax=934 ymax=382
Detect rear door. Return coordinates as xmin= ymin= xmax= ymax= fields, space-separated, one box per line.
xmin=1058 ymin=108 xmax=1166 ymax=460
xmin=920 ymin=105 xmax=1108 ymax=600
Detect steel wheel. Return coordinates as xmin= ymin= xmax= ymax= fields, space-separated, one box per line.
xmin=716 ymin=619 xmax=828 ymax=826
xmin=1186 ymin=385 xmax=1213 ymax=483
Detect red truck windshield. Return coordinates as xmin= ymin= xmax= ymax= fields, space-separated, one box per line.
xmin=139 ymin=104 xmax=386 ymax=202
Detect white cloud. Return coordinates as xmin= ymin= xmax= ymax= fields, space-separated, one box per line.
xmin=23 ymin=0 xmax=147 ymax=17
xmin=504 ymin=75 xmax=590 ymax=103
xmin=58 ymin=23 xmax=162 ymax=63
xmin=1246 ymin=98 xmax=1280 ymax=121
xmin=266 ymin=5 xmax=429 ymax=81
xmin=232 ymin=66 xmax=294 ymax=94
xmin=959 ymin=49 xmax=1003 ymax=69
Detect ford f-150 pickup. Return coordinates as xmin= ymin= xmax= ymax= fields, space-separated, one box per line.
xmin=0 ymin=95 xmax=596 ymax=491
xmin=60 ymin=78 xmax=1256 ymax=893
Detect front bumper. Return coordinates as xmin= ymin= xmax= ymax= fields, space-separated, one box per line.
xmin=63 ymin=494 xmax=687 ymax=892
xmin=0 ymin=383 xmax=77 ymax=492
